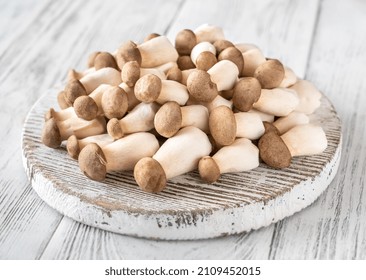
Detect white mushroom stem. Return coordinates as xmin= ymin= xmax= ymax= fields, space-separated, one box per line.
xmin=194 ymin=24 xmax=225 ymax=43
xmin=241 ymin=48 xmax=266 ymax=77
xmin=181 ymin=69 xmax=195 ymax=86
xmin=212 ymin=138 xmax=259 ymax=173
xmin=140 ymin=68 xmax=166 ymax=80
xmin=80 ymin=67 xmax=122 ymax=94
xmin=235 ymin=112 xmax=265 ymax=140
xmin=108 ymin=102 xmax=159 ymax=139
xmin=290 ymin=80 xmax=322 ymax=114
xmin=181 ymin=105 xmax=209 ymax=133
xmin=201 ymin=95 xmax=233 ymax=112
xmin=89 ymin=84 xmax=114 ymax=114
xmin=138 ymin=36 xmax=179 ymax=68
xmin=157 ymin=80 xmax=189 ymax=105
xmin=273 ymin=111 xmax=310 ymax=134
xmin=207 ymin=60 xmax=239 ymax=91
xmin=279 ymin=66 xmax=298 ymax=88
xmin=281 ymin=124 xmax=327 ymax=157
xmin=48 ymin=107 xmax=76 ymax=121
xmin=101 ymin=132 xmax=159 ymax=171
xmin=118 ymin=82 xmax=140 ymax=111
xmin=154 ymin=62 xmax=177 ymax=74
xmin=74 ymin=134 xmax=114 ymax=151
xmin=153 ymin=126 xmax=212 ymax=179
xmin=58 ymin=116 xmax=106 ymax=139
xmin=68 ymin=67 xmax=95 ymax=82
xmin=247 ymin=109 xmax=275 ymax=123
xmin=253 ymin=88 xmax=299 ymax=116
xmin=234 ymin=43 xmax=259 ymax=53
xmin=190 ymin=42 xmax=216 ymax=65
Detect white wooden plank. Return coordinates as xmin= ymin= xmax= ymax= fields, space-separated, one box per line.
xmin=0 ymin=0 xmax=182 ymax=259
xmin=40 ymin=0 xmax=321 ymax=259
xmin=268 ymin=0 xmax=366 ymax=259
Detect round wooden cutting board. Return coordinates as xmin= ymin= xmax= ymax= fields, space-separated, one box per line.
xmin=22 ymin=88 xmax=342 ymax=240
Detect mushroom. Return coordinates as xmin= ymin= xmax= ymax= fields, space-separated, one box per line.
xmin=139 ymin=67 xmax=166 ymax=80
xmin=66 ymin=134 xmax=114 ymax=160
xmin=194 ymin=24 xmax=225 ymax=43
xmin=118 ymin=82 xmax=140 ymax=111
xmin=181 ymin=69 xmax=196 ymax=86
xmin=166 ymin=66 xmax=182 ymax=83
xmin=63 ymin=80 xmax=87 ymax=106
xmin=73 ymin=84 xmax=128 ymax=120
xmin=232 ymin=77 xmax=262 ymax=112
xmin=87 ymin=51 xmax=101 ymax=68
xmin=177 ymin=55 xmax=195 ymax=70
xmin=209 ymin=106 xmax=265 ymax=146
xmin=253 ymin=88 xmax=299 ymax=117
xmin=79 ymin=67 xmax=122 ymax=94
xmin=134 ymin=126 xmax=212 ymax=193
xmin=247 ymin=109 xmax=275 ymax=123
xmin=258 ymin=124 xmax=327 ymax=168
xmin=137 ymin=36 xmax=179 ymax=68
xmin=196 ymin=51 xmax=217 ymax=71
xmin=199 ymin=138 xmax=259 ymax=183
xmin=79 ymin=132 xmax=159 ymax=181
xmin=279 ymin=66 xmax=297 ymax=88
xmin=175 ymin=29 xmax=197 ymax=55
xmin=107 ymin=102 xmax=159 ymax=139
xmin=218 ymin=46 xmax=244 ymax=75
xmin=207 ymin=60 xmax=239 ymax=91
xmin=236 ymin=44 xmax=266 ymax=77
xmin=213 ymin=39 xmax=235 ymax=54
xmin=273 ymin=111 xmax=309 ymax=134
xmin=45 ymin=107 xmax=76 ymax=121
xmin=57 ymin=91 xmax=70 ymax=109
xmin=144 ymin=33 xmax=160 ymax=42
xmin=68 ymin=67 xmax=95 ymax=82
xmin=94 ymin=52 xmax=118 ymax=70
xmin=134 ymin=74 xmax=189 ymax=105
xmin=121 ymin=61 xmax=140 ymax=87
xmin=41 ymin=116 xmax=106 ymax=148
xmin=154 ymin=61 xmax=178 ymax=74
xmin=187 ymin=70 xmax=218 ymax=103
xmin=187 ymin=95 xmax=233 ymax=112
xmin=190 ymin=42 xmax=216 ymax=66
xmin=290 ymin=80 xmax=322 ymax=114
xmin=115 ymin=41 xmax=142 ymax=70
xmin=254 ymin=59 xmax=285 ymax=89
xmin=154 ymin=101 xmax=209 ymax=137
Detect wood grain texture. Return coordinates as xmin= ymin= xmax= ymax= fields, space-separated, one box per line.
xmin=22 ymin=88 xmax=341 ymax=239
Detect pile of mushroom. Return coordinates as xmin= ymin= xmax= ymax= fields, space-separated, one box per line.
xmin=41 ymin=24 xmax=327 ymax=193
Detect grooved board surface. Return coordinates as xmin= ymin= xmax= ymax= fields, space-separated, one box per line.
xmin=1 ymin=0 xmax=365 ymax=259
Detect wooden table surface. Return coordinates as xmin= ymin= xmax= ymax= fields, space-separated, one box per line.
xmin=0 ymin=0 xmax=365 ymax=260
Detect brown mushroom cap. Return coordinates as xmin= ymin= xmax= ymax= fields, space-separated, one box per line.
xmin=254 ymin=59 xmax=285 ymax=89
xmin=175 ymin=29 xmax=197 ymax=56
xmin=198 ymin=156 xmax=221 ymax=183
xmin=41 ymin=118 xmax=61 ymax=148
xmin=218 ymin=46 xmax=244 ymax=76
xmin=258 ymin=131 xmax=291 ymax=168
xmin=144 ymin=33 xmax=160 ymax=42
xmin=196 ymin=51 xmax=217 ymax=71
xmin=101 ymin=86 xmax=128 ymax=119
xmin=45 ymin=108 xmax=55 ymax=121
xmin=166 ymin=66 xmax=182 ymax=83
xmin=57 ymin=90 xmax=70 ymax=109
xmin=87 ymin=51 xmax=101 ymax=68
xmin=78 ymin=143 xmax=107 ymax=181
xmin=209 ymin=105 xmax=237 ymax=146
xmin=66 ymin=135 xmax=80 ymax=159
xmin=94 ymin=52 xmax=118 ymax=70
xmin=64 ymin=79 xmax=87 ymax=106
xmin=263 ymin=121 xmax=280 ymax=135
xmin=134 ymin=74 xmax=162 ymax=103
xmin=187 ymin=70 xmax=218 ymax=103
xmin=115 ymin=41 xmax=142 ymax=70
xmin=134 ymin=157 xmax=167 ymax=193
xmin=107 ymin=118 xmax=123 ymax=139
xmin=154 ymin=101 xmax=182 ymax=138
xmin=221 ymin=89 xmax=234 ymax=100
xmin=73 ymin=95 xmax=99 ymax=121
xmin=213 ymin=39 xmax=235 ymax=54
xmin=121 ymin=61 xmax=140 ymax=87
xmin=177 ymin=55 xmax=195 ymax=70
xmin=232 ymin=77 xmax=262 ymax=112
